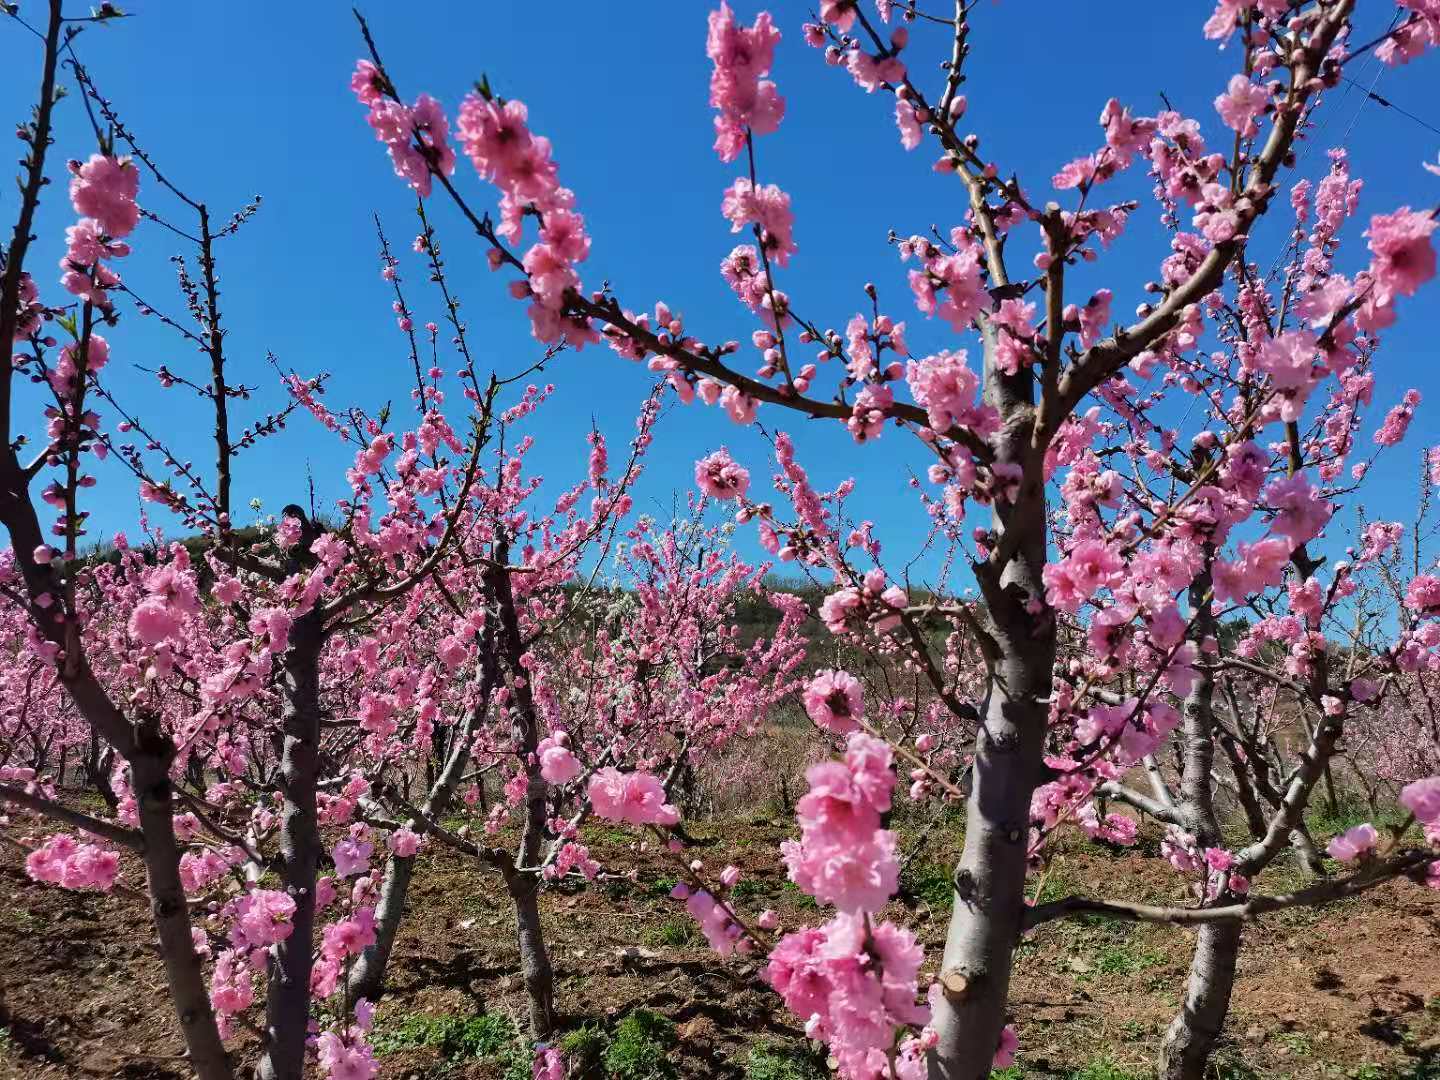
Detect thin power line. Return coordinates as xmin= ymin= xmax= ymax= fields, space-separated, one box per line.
xmin=1338 ymin=75 xmax=1440 ymax=139
xmin=1290 ymin=9 xmax=1398 ymax=180
xmin=1259 ymin=9 xmax=1420 ymax=285
xmin=1261 ymin=31 xmax=1388 ymax=282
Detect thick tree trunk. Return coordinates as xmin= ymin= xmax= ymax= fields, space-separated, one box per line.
xmin=510 ymin=870 xmax=556 ymax=1036
xmin=929 ymin=340 xmax=1055 ymax=1076
xmin=1160 ymin=565 xmax=1241 ymax=1079
xmin=929 ymin=644 xmax=1052 ymax=1078
xmin=80 ymin=718 xmax=118 ymax=808
xmin=1289 ymin=826 xmax=1326 ymax=877
xmin=346 ymin=852 xmax=416 ymax=1002
xmin=256 ymin=611 xmax=324 ymax=1080
xmin=1300 ymin=713 xmax=1340 ymax=817
xmin=1160 ymin=921 xmax=1243 ymax=1080
xmin=132 ymin=732 xmax=236 ymax=1080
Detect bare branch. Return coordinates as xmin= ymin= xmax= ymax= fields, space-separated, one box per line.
xmin=1024 ymin=849 xmax=1437 ymax=930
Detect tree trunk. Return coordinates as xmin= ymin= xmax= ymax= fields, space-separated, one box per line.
xmin=256 ymin=611 xmax=324 ymax=1080
xmin=1289 ymin=826 xmax=1326 ymax=878
xmin=1300 ymin=713 xmax=1340 ymax=817
xmin=87 ymin=730 xmax=118 ymax=809
xmin=346 ymin=851 xmax=417 ymax=1002
xmin=929 ymin=644 xmax=1052 ymax=1078
xmin=510 ymin=870 xmax=556 ymax=1037
xmin=348 ymin=630 xmax=497 ymax=1002
xmin=929 ymin=337 xmax=1054 ymax=1076
xmin=493 ymin=548 xmax=557 ymax=1038
xmin=1159 ymin=563 xmax=1241 ymax=1079
xmin=132 ymin=729 xmax=236 ymax=1080
xmin=1159 ymin=922 xmax=1243 ymax=1080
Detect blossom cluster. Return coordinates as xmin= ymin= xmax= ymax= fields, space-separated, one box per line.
xmin=766 ymin=732 xmax=938 ymax=1078
xmin=25 ymin=833 xmax=120 ymax=891
xmin=587 ymin=767 xmax=681 ymax=827
xmin=706 ymin=3 xmax=784 ymax=161
xmin=1329 ymin=778 xmax=1440 ymax=885
xmin=352 ymin=61 xmax=454 ymax=197
xmin=61 ymin=154 xmax=139 ymax=310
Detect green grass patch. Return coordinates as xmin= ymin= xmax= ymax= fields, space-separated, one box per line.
xmin=730 ymin=877 xmax=772 ymax=902
xmin=604 ymin=877 xmax=636 ymax=901
xmin=779 ymin=879 xmax=819 ymax=910
xmin=1276 ymin=1031 xmax=1315 ymax=1058
xmin=1092 ymin=939 xmax=1166 ymax=978
xmin=1346 ymin=1064 xmax=1440 ymax=1080
xmin=559 ymin=1022 xmax=610 ymax=1073
xmin=1069 ymin=1056 xmax=1149 ymax=1080
xmin=1307 ymin=795 xmax=1410 ymax=842
xmin=744 ymin=1038 xmax=828 ymax=1080
xmin=1028 ymin=865 xmax=1077 ymax=906
xmin=589 ymin=825 xmax=637 ymax=846
xmin=899 ymin=860 xmax=954 ymax=908
xmin=1208 ymin=1048 xmax=1263 ymax=1080
xmin=641 ymin=918 xmax=697 ymax=948
xmin=603 ymin=1009 xmax=677 ymax=1080
xmin=371 ymin=1011 xmax=528 ymax=1077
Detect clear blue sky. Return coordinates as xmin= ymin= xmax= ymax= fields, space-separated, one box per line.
xmin=3 ymin=2 xmax=1437 ymax=580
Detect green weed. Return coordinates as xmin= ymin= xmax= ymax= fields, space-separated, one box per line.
xmin=371 ymin=1010 xmax=527 ymax=1077
xmin=1277 ymin=1031 xmax=1315 ymax=1058
xmin=1345 ymin=1062 xmax=1440 ymax=1080
xmin=899 ymin=860 xmax=954 ymax=908
xmin=1069 ymin=1056 xmax=1149 ymax=1080
xmin=559 ymin=1022 xmax=610 ymax=1072
xmin=641 ymin=918 xmax=697 ymax=948
xmin=779 ymin=879 xmax=819 ymax=910
xmin=1209 ymin=1046 xmax=1262 ymax=1080
xmin=1093 ymin=940 xmax=1166 ymax=977
xmin=603 ymin=1009 xmax=677 ymax=1080
xmin=730 ymin=877 xmax=771 ymax=902
xmin=744 ymin=1038 xmax=828 ymax=1080
xmin=1307 ymin=795 xmax=1409 ymax=842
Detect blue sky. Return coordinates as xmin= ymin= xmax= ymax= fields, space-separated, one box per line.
xmin=2 ymin=2 xmax=1437 ymax=582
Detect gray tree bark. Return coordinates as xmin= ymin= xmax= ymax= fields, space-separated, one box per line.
xmin=493 ymin=548 xmax=557 ymax=1038
xmin=1159 ymin=564 xmax=1241 ymax=1080
xmin=348 ymin=629 xmax=498 ymax=1001
xmin=132 ymin=726 xmax=237 ymax=1080
xmin=929 ymin=324 xmax=1055 ymax=1078
xmin=1161 ymin=921 xmax=1243 ymax=1080
xmin=929 ymin=640 xmax=1053 ymax=1078
xmin=256 ymin=610 xmax=325 ymax=1080
xmin=509 ymin=870 xmax=556 ymax=1037
xmin=345 ymin=840 xmax=419 ymax=1003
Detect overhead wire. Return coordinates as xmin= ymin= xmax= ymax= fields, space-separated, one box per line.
xmin=1337 ymin=75 xmax=1440 ymax=140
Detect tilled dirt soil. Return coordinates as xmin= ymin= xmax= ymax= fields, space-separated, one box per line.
xmin=0 ymin=818 xmax=1435 ymax=1079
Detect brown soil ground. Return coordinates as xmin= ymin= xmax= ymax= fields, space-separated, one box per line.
xmin=0 ymin=816 xmax=1436 ymax=1080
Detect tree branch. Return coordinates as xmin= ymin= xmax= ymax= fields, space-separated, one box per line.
xmin=1023 ymin=849 xmax=1436 ymax=930
xmin=1097 ymin=781 xmax=1180 ymax=825
xmin=0 ymin=782 xmax=145 ymax=853
xmin=1041 ymin=0 xmax=1357 ymax=445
